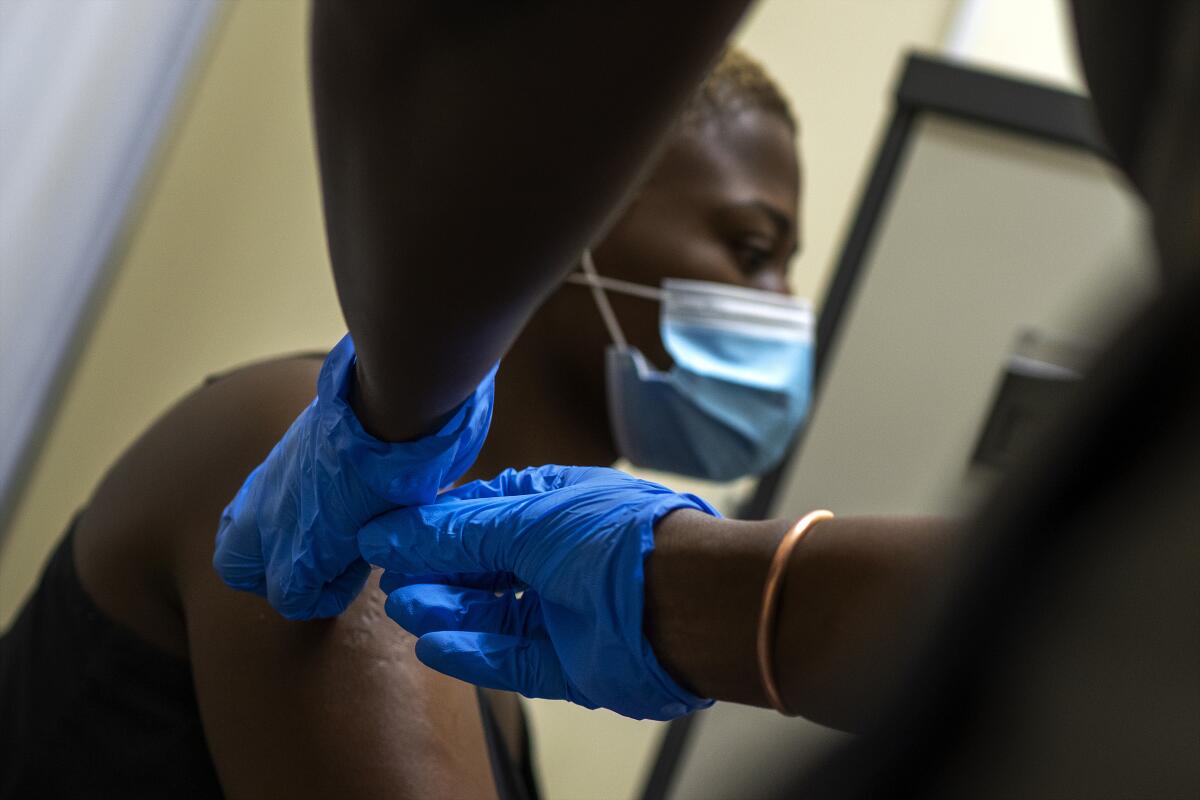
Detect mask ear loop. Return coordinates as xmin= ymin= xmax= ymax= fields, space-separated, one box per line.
xmin=580 ymin=250 xmax=628 ymax=350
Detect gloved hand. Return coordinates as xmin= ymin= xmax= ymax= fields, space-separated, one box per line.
xmin=214 ymin=334 xmax=496 ymax=620
xmin=357 ymin=465 xmax=719 ymax=720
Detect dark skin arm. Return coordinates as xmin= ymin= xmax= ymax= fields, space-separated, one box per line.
xmin=645 ymin=510 xmax=960 ymax=732
xmin=310 ymin=0 xmax=755 ymax=441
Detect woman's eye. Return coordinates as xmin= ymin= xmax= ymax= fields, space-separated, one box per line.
xmin=733 ymin=239 xmax=775 ymax=272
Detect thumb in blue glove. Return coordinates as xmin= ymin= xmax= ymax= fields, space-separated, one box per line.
xmin=358 ymin=465 xmax=718 ymax=721
xmin=213 ymin=334 xmax=496 ymax=620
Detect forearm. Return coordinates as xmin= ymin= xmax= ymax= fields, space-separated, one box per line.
xmin=645 ymin=510 xmax=959 ymax=731
xmin=310 ymin=1 xmax=753 ymax=441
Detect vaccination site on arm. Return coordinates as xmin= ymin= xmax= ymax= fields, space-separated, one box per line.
xmin=1 ymin=1 xmax=1197 ymax=798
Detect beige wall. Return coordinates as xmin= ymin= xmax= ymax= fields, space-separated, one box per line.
xmin=1 ymin=1 xmax=955 ymax=798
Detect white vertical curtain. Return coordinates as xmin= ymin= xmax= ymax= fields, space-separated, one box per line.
xmin=0 ymin=0 xmax=219 ymax=533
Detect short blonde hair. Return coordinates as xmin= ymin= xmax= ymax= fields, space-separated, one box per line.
xmin=684 ymin=48 xmax=796 ymax=133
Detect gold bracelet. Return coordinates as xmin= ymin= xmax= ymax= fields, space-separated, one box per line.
xmin=756 ymin=509 xmax=834 ymax=715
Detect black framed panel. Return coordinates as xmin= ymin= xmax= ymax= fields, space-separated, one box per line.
xmin=739 ymin=52 xmax=1108 ymax=523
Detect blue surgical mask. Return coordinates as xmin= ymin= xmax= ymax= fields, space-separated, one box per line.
xmin=570 ymin=251 xmax=814 ymax=481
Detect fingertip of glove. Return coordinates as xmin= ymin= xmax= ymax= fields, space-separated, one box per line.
xmin=383 ymin=585 xmax=452 ymax=638
xmin=415 ymin=629 xmax=476 ymax=656
xmin=413 ymin=632 xmax=449 ymax=668
xmin=211 ymin=548 xmax=267 ymax=596
xmin=382 ymin=586 xmax=410 ymax=624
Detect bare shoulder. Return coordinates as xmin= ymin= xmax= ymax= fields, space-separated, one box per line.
xmin=75 ymin=354 xmax=325 ymax=657
xmin=75 ymin=353 xmax=499 ymax=798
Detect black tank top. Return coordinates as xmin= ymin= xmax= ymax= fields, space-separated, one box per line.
xmin=0 ymin=521 xmax=536 ymax=799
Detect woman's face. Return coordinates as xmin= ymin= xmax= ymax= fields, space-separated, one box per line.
xmin=533 ymin=105 xmax=801 ymax=438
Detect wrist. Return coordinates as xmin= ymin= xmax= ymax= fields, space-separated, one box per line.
xmin=318 ymin=334 xmax=498 ymax=506
xmin=644 ymin=510 xmax=791 ymax=705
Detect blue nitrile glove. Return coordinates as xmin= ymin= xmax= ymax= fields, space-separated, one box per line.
xmin=214 ymin=334 xmax=497 ymax=620
xmin=357 ymin=465 xmax=719 ymax=721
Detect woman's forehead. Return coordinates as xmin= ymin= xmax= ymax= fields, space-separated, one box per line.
xmin=649 ymin=109 xmax=800 ymax=209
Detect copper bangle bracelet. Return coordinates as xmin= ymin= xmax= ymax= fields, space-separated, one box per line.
xmin=756 ymin=509 xmax=834 ymax=715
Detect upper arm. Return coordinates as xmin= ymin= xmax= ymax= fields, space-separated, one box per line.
xmin=180 ymin=549 xmax=497 ymax=799
xmin=80 ymin=358 xmax=497 ymax=799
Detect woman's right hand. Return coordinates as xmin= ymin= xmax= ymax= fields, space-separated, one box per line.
xmin=358 ymin=465 xmax=719 ymax=721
